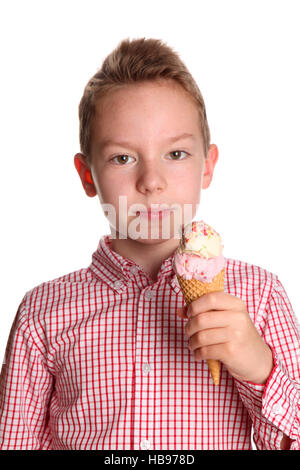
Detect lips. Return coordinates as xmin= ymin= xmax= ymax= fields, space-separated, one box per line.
xmin=139 ymin=209 xmax=169 ymax=214
xmin=137 ymin=208 xmax=174 ymax=219
xmin=137 ymin=204 xmax=174 ymax=213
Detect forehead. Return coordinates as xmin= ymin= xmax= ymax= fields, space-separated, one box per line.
xmin=95 ymin=80 xmax=198 ymax=115
xmin=91 ymin=80 xmax=201 ymax=145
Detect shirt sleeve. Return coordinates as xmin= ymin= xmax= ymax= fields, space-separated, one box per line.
xmin=0 ymin=294 xmax=54 ymax=450
xmin=234 ymin=276 xmax=300 ymax=450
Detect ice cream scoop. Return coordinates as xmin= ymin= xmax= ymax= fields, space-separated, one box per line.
xmin=174 ymin=221 xmax=225 ymax=282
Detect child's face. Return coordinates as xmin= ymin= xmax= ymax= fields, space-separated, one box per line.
xmin=74 ymin=79 xmax=218 ymax=243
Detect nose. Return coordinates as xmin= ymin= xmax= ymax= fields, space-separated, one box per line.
xmin=136 ymin=161 xmax=167 ymax=195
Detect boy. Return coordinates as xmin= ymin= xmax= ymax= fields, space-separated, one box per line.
xmin=0 ymin=37 xmax=299 ymax=450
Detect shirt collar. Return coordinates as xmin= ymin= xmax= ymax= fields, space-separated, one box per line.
xmin=88 ymin=234 xmax=181 ymax=293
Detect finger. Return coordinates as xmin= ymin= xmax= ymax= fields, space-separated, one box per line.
xmin=187 ymin=291 xmax=244 ymax=318
xmin=185 ymin=310 xmax=231 ymax=337
xmin=193 ymin=343 xmax=227 ymax=362
xmin=188 ymin=327 xmax=229 ymax=352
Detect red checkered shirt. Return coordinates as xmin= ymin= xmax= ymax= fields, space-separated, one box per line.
xmin=0 ymin=234 xmax=299 ymax=450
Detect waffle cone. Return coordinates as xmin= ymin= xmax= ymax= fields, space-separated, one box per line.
xmin=177 ymin=268 xmax=225 ymax=385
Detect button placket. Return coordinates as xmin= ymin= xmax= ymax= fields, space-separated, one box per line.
xmin=132 ymin=287 xmax=156 ymax=449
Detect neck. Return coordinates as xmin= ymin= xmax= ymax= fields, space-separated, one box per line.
xmin=110 ymin=233 xmax=180 ymax=282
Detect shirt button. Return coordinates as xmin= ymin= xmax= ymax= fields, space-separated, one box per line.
xmin=144 ymin=290 xmax=155 ymax=300
xmin=273 ymin=403 xmax=284 ymax=415
xmin=140 ymin=438 xmax=151 ymax=450
xmin=129 ymin=265 xmax=139 ymax=274
xmin=142 ymin=363 xmax=151 ymax=374
xmin=113 ymin=280 xmax=124 ymax=289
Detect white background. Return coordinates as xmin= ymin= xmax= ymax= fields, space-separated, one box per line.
xmin=1 ymin=0 xmax=299 ymax=367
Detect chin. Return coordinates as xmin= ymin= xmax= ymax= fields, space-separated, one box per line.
xmin=131 ymin=236 xmax=174 ymax=245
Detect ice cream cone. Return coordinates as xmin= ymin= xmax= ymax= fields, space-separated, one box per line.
xmin=176 ymin=267 xmax=225 ymax=385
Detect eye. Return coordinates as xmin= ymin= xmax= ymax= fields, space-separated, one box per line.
xmin=167 ymin=150 xmax=189 ymax=160
xmin=110 ymin=154 xmax=134 ymax=165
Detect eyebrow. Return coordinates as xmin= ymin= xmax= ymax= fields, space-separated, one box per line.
xmin=98 ymin=133 xmax=195 ymax=150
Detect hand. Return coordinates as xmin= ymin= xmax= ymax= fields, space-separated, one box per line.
xmin=176 ymin=291 xmax=274 ymax=384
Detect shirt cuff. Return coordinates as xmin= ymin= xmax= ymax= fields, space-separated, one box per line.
xmin=261 ymin=353 xmax=299 ymax=440
xmin=236 ymin=351 xmax=300 ymax=448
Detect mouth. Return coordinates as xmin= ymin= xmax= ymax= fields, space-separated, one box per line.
xmin=136 ymin=208 xmax=174 ymax=219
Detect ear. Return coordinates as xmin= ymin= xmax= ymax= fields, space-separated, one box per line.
xmin=202 ymin=144 xmax=219 ymax=189
xmin=74 ymin=153 xmax=97 ymax=197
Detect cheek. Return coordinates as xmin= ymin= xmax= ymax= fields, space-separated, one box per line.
xmin=189 ymin=175 xmax=202 ymax=201
xmin=169 ymin=169 xmax=202 ymax=228
xmin=172 ymin=166 xmax=202 ymax=201
xmin=93 ymin=169 xmax=129 ymax=204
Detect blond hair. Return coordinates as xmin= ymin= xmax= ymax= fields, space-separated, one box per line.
xmin=78 ymin=37 xmax=211 ymax=163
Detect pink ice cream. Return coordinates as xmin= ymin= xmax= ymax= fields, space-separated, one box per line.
xmin=173 ymin=221 xmax=225 ymax=282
